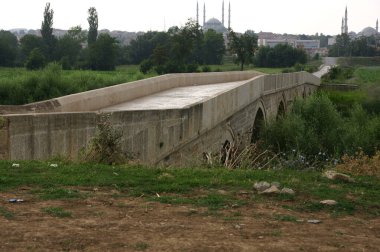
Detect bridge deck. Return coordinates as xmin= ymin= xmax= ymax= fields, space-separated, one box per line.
xmin=101 ymin=80 xmax=246 ymax=111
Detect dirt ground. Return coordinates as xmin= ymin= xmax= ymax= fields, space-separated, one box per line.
xmin=0 ymin=188 xmax=379 ymax=252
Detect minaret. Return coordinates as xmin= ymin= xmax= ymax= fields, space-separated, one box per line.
xmin=196 ymin=1 xmax=199 ymax=25
xmin=203 ymin=2 xmax=206 ymax=26
xmin=341 ymin=18 xmax=344 ymax=34
xmin=344 ymin=6 xmax=348 ymax=34
xmin=222 ymin=0 xmax=225 ymax=26
xmin=228 ymin=1 xmax=231 ymax=29
xmin=376 ymin=19 xmax=379 ymax=33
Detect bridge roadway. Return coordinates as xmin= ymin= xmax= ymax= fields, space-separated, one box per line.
xmin=102 ymin=66 xmax=324 ymax=112
xmin=101 ymin=80 xmax=247 ymax=111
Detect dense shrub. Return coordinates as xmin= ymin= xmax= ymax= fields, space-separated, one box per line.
xmin=255 ymin=44 xmax=307 ymax=68
xmin=25 ymin=48 xmax=46 ymax=70
xmin=261 ymin=93 xmax=380 ymax=160
xmin=82 ymin=115 xmax=125 ymax=164
xmin=321 ymin=66 xmax=354 ymax=83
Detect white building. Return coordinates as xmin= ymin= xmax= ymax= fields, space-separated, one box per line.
xmin=295 ymin=40 xmax=320 ymax=49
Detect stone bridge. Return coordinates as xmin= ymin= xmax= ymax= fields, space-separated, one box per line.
xmin=0 ymin=71 xmax=320 ymax=164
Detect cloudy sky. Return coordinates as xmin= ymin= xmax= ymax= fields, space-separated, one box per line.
xmin=1 ymin=0 xmax=379 ymax=35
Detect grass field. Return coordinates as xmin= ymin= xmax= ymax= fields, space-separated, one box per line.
xmin=338 ymin=57 xmax=380 ymax=67
xmin=0 ymin=65 xmax=155 ymax=105
xmin=1 ymin=161 xmax=378 ymax=251
xmin=0 ymin=161 xmax=378 ymax=216
xmin=323 ymin=66 xmax=380 ymax=114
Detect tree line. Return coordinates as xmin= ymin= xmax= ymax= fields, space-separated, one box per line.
xmin=136 ymin=20 xmax=226 ymax=74
xmin=0 ymin=2 xmax=309 ymax=72
xmin=134 ymin=24 xmax=307 ymax=73
xmin=329 ymin=33 xmax=380 ymax=57
xmin=0 ymin=3 xmax=118 ymax=70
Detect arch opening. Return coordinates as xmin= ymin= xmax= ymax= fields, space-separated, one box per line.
xmin=277 ymin=101 xmax=285 ymax=119
xmin=251 ymin=108 xmax=264 ymax=143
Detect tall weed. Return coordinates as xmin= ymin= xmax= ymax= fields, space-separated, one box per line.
xmin=261 ymin=93 xmax=380 ymax=163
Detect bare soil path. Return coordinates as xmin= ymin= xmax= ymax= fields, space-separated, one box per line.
xmin=1 ymin=188 xmax=379 ymax=252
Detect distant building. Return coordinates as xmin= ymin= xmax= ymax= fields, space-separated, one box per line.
xmin=258 ymin=37 xmax=320 ymax=56
xmin=259 ymin=39 xmax=290 ymax=47
xmin=295 ymin=40 xmax=320 ymax=50
xmin=339 ymin=6 xmax=378 ymax=38
xmin=328 ymin=37 xmax=336 ymax=46
xmin=197 ymin=1 xmax=230 ymax=34
xmin=329 ymin=7 xmax=379 ymax=46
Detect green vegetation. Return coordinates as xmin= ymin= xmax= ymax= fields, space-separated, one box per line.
xmin=0 ymin=161 xmax=379 ymax=216
xmin=255 ymin=44 xmax=307 ymax=68
xmin=0 ymin=63 xmax=284 ymax=105
xmin=37 ymin=188 xmax=85 ymax=200
xmin=228 ymin=30 xmax=258 ymax=70
xmin=0 ymin=64 xmax=154 ymax=105
xmin=322 ymin=66 xmax=380 ymax=115
xmin=0 ymin=206 xmax=14 ymax=219
xmin=137 ymin=21 xmax=226 ymax=74
xmin=261 ymin=93 xmax=380 ymax=162
xmin=329 ymin=34 xmax=379 ymax=57
xmin=338 ymin=57 xmax=380 ymax=67
xmin=133 ymin=242 xmax=149 ymax=251
xmin=42 ymin=207 xmax=72 ymax=218
xmin=81 ymin=114 xmax=125 ymax=164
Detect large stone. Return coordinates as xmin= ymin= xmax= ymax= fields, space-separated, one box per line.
xmin=280 ymin=188 xmax=295 ymax=195
xmin=324 ymin=170 xmax=354 ymax=183
xmin=259 ymin=185 xmax=280 ymax=195
xmin=254 ymin=181 xmax=271 ymax=192
xmin=271 ymin=181 xmax=281 ymax=188
xmin=320 ymin=200 xmax=337 ymax=206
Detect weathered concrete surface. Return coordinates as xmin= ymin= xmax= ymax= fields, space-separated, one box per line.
xmin=0 ymin=71 xmax=261 ymax=114
xmin=102 ymin=81 xmax=247 ymax=111
xmin=0 ymin=71 xmax=320 ymax=163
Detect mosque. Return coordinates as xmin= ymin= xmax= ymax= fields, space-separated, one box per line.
xmin=196 ymin=1 xmax=231 ymax=33
xmin=340 ymin=6 xmax=378 ymax=38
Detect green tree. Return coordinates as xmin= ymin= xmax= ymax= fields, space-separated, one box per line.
xmin=56 ymin=26 xmax=86 ymax=69
xmin=203 ymin=29 xmax=225 ymax=65
xmin=41 ymin=2 xmax=56 ymax=60
xmin=170 ymin=20 xmax=202 ymax=66
xmin=88 ymin=33 xmax=118 ymax=70
xmin=350 ymin=36 xmax=377 ymax=57
xmin=127 ymin=31 xmax=170 ymax=64
xmin=255 ymin=44 xmax=307 ymax=68
xmin=25 ymin=48 xmax=46 ymax=70
xmin=328 ymin=34 xmax=350 ymax=57
xmin=0 ymin=30 xmax=18 ymax=66
xmin=87 ymin=7 xmax=98 ymax=46
xmin=228 ymin=29 xmax=258 ymax=70
xmin=20 ymin=34 xmax=45 ymax=62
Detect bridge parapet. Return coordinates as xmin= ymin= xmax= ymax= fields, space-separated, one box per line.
xmin=0 ymin=71 xmax=262 ymax=115
xmin=263 ymin=72 xmax=320 ymax=93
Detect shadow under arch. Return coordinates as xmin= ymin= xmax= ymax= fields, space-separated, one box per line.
xmin=251 ymin=107 xmax=265 ymax=143
xmin=277 ymin=100 xmax=285 ymax=119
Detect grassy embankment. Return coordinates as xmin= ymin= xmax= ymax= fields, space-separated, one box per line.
xmin=322 ymin=57 xmax=380 ymax=115
xmin=0 ymin=160 xmax=379 ymax=218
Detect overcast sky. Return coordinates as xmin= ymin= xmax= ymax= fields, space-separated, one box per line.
xmin=1 ymin=0 xmax=379 ymax=35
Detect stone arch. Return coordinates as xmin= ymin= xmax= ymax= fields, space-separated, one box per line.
xmin=251 ymin=103 xmax=266 ymax=143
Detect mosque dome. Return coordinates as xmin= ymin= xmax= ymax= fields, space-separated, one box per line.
xmin=203 ymin=17 xmax=227 ymax=33
xmin=359 ymin=27 xmax=378 ymax=37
